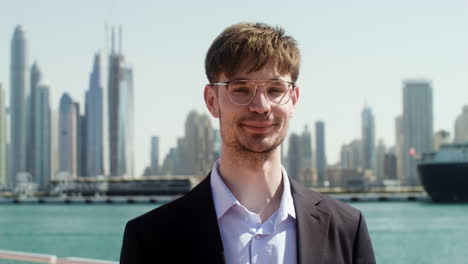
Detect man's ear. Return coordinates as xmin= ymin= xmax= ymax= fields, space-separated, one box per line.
xmin=290 ymin=85 xmax=300 ymax=116
xmin=204 ymin=84 xmax=220 ymax=118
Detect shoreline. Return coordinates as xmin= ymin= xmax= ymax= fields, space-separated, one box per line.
xmin=0 ymin=193 xmax=430 ymax=204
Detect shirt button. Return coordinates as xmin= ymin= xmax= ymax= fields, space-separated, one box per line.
xmin=255 ymin=234 xmax=261 ymax=239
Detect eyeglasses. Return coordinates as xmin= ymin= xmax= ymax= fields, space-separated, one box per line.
xmin=211 ymin=80 xmax=296 ymax=105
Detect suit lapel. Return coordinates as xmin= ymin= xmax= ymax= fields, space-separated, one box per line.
xmin=185 ymin=173 xmax=225 ymax=263
xmin=290 ymin=179 xmax=330 ymax=264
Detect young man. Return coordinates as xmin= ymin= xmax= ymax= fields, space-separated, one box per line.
xmin=120 ymin=22 xmax=376 ymax=264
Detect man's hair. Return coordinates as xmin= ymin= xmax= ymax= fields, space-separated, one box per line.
xmin=205 ymin=22 xmax=301 ymax=83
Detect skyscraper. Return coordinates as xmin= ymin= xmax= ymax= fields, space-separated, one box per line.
xmin=150 ymin=136 xmax=159 ymax=175
xmin=0 ymin=84 xmax=6 ymax=187
xmin=340 ymin=139 xmax=362 ymax=170
xmin=287 ymin=133 xmax=301 ymax=181
xmin=315 ymin=121 xmax=327 ymax=187
xmin=59 ymin=93 xmax=78 ymax=178
xmin=340 ymin=141 xmax=353 ymax=169
xmin=340 ymin=144 xmax=352 ymax=169
xmin=35 ymin=83 xmax=51 ymax=191
xmin=383 ymin=151 xmax=397 ymax=180
xmin=160 ymin=147 xmax=177 ymax=176
xmin=361 ymin=106 xmax=375 ymax=170
xmin=300 ymin=125 xmax=313 ymax=173
xmin=85 ymin=53 xmax=104 ymax=177
xmin=26 ymin=62 xmax=42 ymax=179
xmin=108 ymin=27 xmax=134 ymax=178
xmin=9 ymin=25 xmax=29 ymax=188
xmin=74 ymin=102 xmax=86 ymax=177
xmin=50 ymin=110 xmax=59 ymax=179
xmin=182 ymin=110 xmax=214 ymax=175
xmin=402 ymin=80 xmax=433 ymax=186
xmin=374 ymin=140 xmax=386 ymax=185
xmin=454 ymin=105 xmax=468 ymax=143
xmin=395 ymin=115 xmax=404 ymax=184
xmin=286 ymin=126 xmax=313 ymax=184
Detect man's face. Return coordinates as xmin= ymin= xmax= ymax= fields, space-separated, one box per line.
xmin=204 ymin=61 xmax=299 ymax=155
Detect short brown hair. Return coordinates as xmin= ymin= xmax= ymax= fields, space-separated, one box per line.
xmin=205 ymin=22 xmax=301 ymax=83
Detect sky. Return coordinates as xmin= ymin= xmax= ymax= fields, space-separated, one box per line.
xmin=1 ymin=0 xmax=467 ymax=176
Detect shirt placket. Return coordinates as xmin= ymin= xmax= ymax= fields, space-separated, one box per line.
xmin=249 ymin=215 xmax=276 ymax=264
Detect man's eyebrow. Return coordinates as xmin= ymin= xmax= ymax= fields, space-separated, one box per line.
xmin=229 ymin=77 xmax=284 ymax=81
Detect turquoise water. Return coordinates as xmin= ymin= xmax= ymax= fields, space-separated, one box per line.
xmin=1 ymin=202 xmax=468 ymax=263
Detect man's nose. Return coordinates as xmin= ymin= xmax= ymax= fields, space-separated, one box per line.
xmin=248 ymin=88 xmax=271 ymax=114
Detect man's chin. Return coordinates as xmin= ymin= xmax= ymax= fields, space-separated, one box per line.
xmin=238 ymin=139 xmax=280 ymax=154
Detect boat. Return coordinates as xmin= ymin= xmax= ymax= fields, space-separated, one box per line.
xmin=417 ymin=143 xmax=468 ymax=202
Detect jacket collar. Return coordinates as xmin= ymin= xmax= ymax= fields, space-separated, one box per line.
xmin=290 ymin=178 xmax=330 ymax=264
xmin=184 ymin=174 xmax=226 ymax=263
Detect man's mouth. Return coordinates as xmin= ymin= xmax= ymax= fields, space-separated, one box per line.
xmin=241 ymin=122 xmax=276 ymax=133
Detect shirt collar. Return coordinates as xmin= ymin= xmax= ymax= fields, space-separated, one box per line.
xmin=210 ymin=159 xmax=296 ymax=222
xmin=210 ymin=160 xmax=238 ymax=220
xmin=275 ymin=165 xmax=296 ymax=224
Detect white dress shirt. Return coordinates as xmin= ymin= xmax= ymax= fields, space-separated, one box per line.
xmin=210 ymin=160 xmax=297 ymax=264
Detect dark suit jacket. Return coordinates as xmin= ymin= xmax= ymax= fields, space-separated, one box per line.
xmin=120 ymin=174 xmax=376 ymax=264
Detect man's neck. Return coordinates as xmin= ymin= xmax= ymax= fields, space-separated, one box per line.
xmin=218 ymin=146 xmax=283 ymax=222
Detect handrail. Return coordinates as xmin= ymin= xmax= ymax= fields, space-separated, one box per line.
xmin=0 ymin=249 xmax=118 ymax=264
xmin=58 ymin=258 xmax=118 ymax=264
xmin=0 ymin=249 xmax=57 ymax=263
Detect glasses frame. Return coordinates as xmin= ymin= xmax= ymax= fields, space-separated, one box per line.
xmin=211 ymin=79 xmax=297 ymax=106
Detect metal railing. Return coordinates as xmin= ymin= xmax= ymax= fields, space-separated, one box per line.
xmin=0 ymin=249 xmax=118 ymax=264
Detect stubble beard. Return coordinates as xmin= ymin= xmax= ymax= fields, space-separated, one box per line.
xmin=219 ymin=110 xmax=287 ymax=165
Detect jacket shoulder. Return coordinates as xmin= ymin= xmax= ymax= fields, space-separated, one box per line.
xmin=126 ymin=175 xmax=212 ymax=233
xmin=120 ymin=176 xmax=221 ymax=263
xmin=291 ymin=179 xmax=362 ymax=221
xmin=315 ymin=191 xmax=362 ymax=222
xmin=128 ymin=194 xmax=189 ymax=227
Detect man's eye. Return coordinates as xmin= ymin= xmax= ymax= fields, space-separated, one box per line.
xmin=231 ymin=87 xmax=251 ymax=94
xmin=267 ymin=88 xmax=286 ymax=96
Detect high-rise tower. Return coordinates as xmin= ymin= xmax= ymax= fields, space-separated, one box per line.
xmin=27 ymin=62 xmax=42 ymax=181
xmin=402 ymin=80 xmax=433 ymax=186
xmin=108 ymin=27 xmax=134 ymax=177
xmin=395 ymin=115 xmax=404 ymax=184
xmin=74 ymin=102 xmax=86 ymax=177
xmin=150 ymin=136 xmax=159 ymax=175
xmin=9 ymin=25 xmax=29 ymax=188
xmin=182 ymin=110 xmax=214 ymax=175
xmin=0 ymin=84 xmax=6 ymax=187
xmin=454 ymin=105 xmax=468 ymax=143
xmin=361 ymin=106 xmax=375 ymax=170
xmin=300 ymin=125 xmax=313 ymax=173
xmin=35 ymin=83 xmax=51 ymax=190
xmin=287 ymin=133 xmax=301 ymax=181
xmin=85 ymin=53 xmax=104 ymax=177
xmin=374 ymin=140 xmax=386 ymax=185
xmin=59 ymin=93 xmax=78 ymax=178
xmin=315 ymin=121 xmax=327 ymax=187
xmin=340 ymin=139 xmax=362 ymax=169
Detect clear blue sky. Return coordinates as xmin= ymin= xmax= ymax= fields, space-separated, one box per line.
xmin=1 ymin=0 xmax=467 ymax=175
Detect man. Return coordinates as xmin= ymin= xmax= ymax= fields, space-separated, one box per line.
xmin=120 ymin=22 xmax=375 ymax=264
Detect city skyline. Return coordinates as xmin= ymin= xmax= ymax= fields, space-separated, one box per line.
xmin=1 ymin=0 xmax=467 ymax=176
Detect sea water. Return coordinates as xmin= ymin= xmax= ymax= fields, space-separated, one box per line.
xmin=1 ymin=202 xmax=467 ymax=263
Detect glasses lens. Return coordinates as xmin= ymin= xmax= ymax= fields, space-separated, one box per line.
xmin=227 ymin=81 xmax=256 ymax=105
xmin=265 ymin=81 xmax=291 ymax=105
